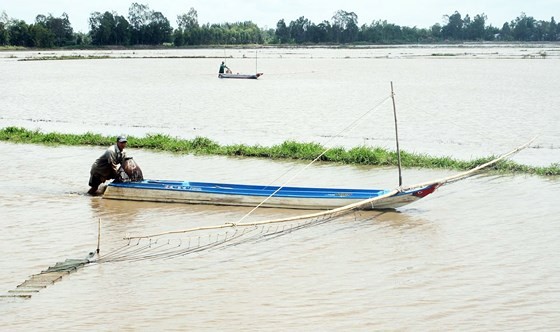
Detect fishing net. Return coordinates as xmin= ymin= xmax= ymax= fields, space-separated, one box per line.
xmin=95 ymin=135 xmax=535 ymax=265
xmin=93 ymin=213 xmax=341 ymax=264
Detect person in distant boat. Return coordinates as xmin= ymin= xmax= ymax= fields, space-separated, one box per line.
xmin=219 ymin=61 xmax=229 ymax=74
xmin=88 ymin=135 xmax=128 ymax=195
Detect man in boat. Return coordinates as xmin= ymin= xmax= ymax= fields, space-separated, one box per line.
xmin=88 ymin=135 xmax=129 ymax=195
xmin=219 ymin=61 xmax=229 ymax=75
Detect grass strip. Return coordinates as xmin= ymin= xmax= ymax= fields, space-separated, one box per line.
xmin=1 ymin=126 xmax=558 ymax=176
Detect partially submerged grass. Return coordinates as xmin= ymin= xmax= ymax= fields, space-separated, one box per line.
xmin=17 ymin=55 xmax=225 ymax=61
xmin=18 ymin=55 xmax=112 ymax=61
xmin=1 ymin=126 xmax=558 ymax=176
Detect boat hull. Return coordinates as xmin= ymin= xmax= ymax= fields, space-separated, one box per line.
xmin=103 ymin=180 xmax=437 ymax=210
xmin=218 ymin=73 xmax=263 ymax=79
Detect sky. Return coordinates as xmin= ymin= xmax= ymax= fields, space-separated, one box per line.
xmin=1 ymin=0 xmax=557 ymax=33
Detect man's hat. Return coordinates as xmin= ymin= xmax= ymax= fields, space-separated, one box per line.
xmin=117 ymin=135 xmax=128 ymax=143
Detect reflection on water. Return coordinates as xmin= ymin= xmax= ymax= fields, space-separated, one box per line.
xmin=1 ymin=48 xmax=560 ymax=330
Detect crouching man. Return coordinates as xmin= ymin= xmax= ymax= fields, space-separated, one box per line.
xmin=88 ymin=135 xmax=129 ymax=195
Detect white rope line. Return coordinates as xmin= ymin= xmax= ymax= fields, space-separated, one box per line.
xmin=234 ymin=95 xmax=393 ymax=224
xmin=124 ymin=136 xmax=535 ymax=240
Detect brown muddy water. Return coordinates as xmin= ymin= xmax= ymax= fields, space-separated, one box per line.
xmin=0 ymin=45 xmax=559 ymax=330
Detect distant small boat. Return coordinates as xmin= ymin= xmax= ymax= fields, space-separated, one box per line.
xmin=218 ymin=73 xmax=263 ymax=79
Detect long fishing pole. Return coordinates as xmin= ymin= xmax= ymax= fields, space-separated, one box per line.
xmin=391 ymin=81 xmax=403 ymax=186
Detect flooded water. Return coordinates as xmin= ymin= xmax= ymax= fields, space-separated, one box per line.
xmin=1 ymin=45 xmax=559 ymax=330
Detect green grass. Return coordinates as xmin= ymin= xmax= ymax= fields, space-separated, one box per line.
xmin=1 ymin=126 xmax=558 ymax=176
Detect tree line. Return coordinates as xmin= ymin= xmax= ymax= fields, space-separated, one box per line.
xmin=0 ymin=3 xmax=558 ymax=48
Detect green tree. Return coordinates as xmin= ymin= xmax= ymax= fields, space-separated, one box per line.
xmin=261 ymin=27 xmax=276 ymax=44
xmin=7 ymin=19 xmax=32 ymax=46
xmin=0 ymin=23 xmax=7 ymax=45
xmin=127 ymin=3 xmax=172 ymax=45
xmin=332 ymin=10 xmax=358 ymax=43
xmin=511 ymin=13 xmax=536 ymax=41
xmin=464 ymin=13 xmax=486 ymax=40
xmin=414 ymin=27 xmax=432 ymax=42
xmin=89 ymin=11 xmax=116 ymax=45
xmin=173 ymin=28 xmax=184 ymax=46
xmin=75 ymin=32 xmax=90 ymax=45
xmin=483 ymin=25 xmax=499 ymax=40
xmin=430 ymin=23 xmax=442 ymax=40
xmin=549 ymin=17 xmax=558 ymax=41
xmin=177 ymin=7 xmax=198 ymax=30
xmin=442 ymin=11 xmax=464 ymax=40
xmin=534 ymin=20 xmax=548 ymax=41
xmin=360 ymin=21 xmax=382 ymax=43
xmin=275 ymin=19 xmax=290 ymax=43
xmin=499 ymin=22 xmax=513 ymax=40
xmin=0 ymin=11 xmax=8 ymax=45
xmin=146 ymin=11 xmax=172 ymax=44
xmin=114 ymin=15 xmax=131 ymax=45
xmin=289 ymin=16 xmax=310 ymax=43
xmin=29 ymin=20 xmax=55 ymax=47
xmin=128 ymin=2 xmax=150 ymax=44
xmin=88 ymin=11 xmax=129 ymax=45
xmin=43 ymin=13 xmax=73 ymax=46
xmin=176 ymin=7 xmax=199 ymax=45
xmin=381 ymin=21 xmax=403 ymax=42
xmin=401 ymin=26 xmax=419 ymax=43
xmin=307 ymin=21 xmax=330 ymax=43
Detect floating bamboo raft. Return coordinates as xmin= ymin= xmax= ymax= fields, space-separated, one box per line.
xmin=1 ymin=259 xmax=89 ymax=299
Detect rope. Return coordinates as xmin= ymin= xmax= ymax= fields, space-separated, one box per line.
xmin=123 ymin=135 xmax=535 ymax=241
xmin=235 ymin=95 xmax=392 ymax=224
xmin=94 ymin=218 xmax=339 ymax=263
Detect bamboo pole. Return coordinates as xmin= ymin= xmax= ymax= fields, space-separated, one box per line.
xmin=391 ymin=82 xmax=403 ymax=186
xmin=96 ymin=218 xmax=101 ymax=256
xmin=124 ymin=136 xmax=536 ymax=240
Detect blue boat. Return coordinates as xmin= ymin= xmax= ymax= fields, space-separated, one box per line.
xmin=103 ymin=180 xmax=438 ymax=210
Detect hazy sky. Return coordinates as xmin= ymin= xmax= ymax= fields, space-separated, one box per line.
xmin=1 ymin=0 xmax=557 ymax=33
